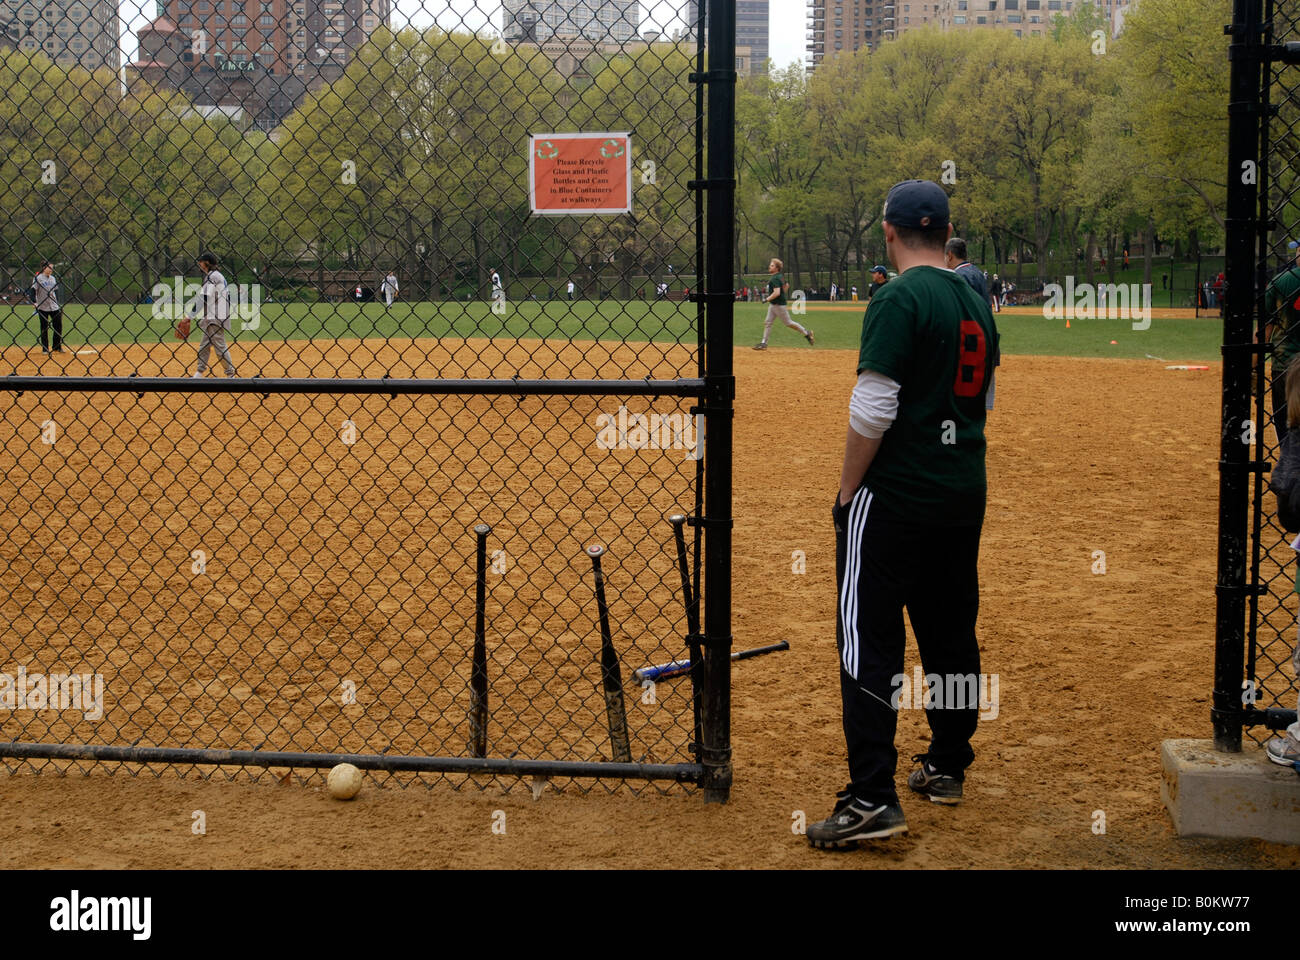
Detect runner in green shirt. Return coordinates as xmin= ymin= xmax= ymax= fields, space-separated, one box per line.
xmin=753 ymin=257 xmax=814 ymax=350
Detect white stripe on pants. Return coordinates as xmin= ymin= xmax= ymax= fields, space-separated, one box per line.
xmin=763 ymin=304 xmax=808 ymax=342
xmin=197 ymin=322 xmax=236 ymax=376
xmin=839 ymin=487 xmax=873 ymax=680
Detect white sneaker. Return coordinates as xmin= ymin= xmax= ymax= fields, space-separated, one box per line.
xmin=1264 ymin=733 xmax=1300 ymax=767
xmin=191 ymin=371 xmax=203 ymax=378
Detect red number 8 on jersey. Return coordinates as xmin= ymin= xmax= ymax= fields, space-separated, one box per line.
xmin=953 ymin=319 xmax=987 ymax=398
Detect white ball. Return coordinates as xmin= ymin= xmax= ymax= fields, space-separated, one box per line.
xmin=327 ymin=763 xmax=364 ymax=800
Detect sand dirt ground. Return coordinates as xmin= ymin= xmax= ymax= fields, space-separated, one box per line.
xmin=1 ymin=344 xmax=1296 ymax=869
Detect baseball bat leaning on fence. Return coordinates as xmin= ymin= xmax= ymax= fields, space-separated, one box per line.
xmin=668 ymin=514 xmax=705 ymax=752
xmin=469 ymin=523 xmax=491 ymax=758
xmin=633 ymin=641 xmax=790 ymax=683
xmin=586 ymin=544 xmax=632 ymax=763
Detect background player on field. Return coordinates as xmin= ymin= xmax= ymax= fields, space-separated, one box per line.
xmin=490 ymin=267 xmax=504 ymax=302
xmin=184 ymin=252 xmax=238 ymax=378
xmin=867 ymin=266 xmax=889 ymax=301
xmin=808 ymin=180 xmax=998 ymax=850
xmin=753 ymin=257 xmax=813 ymax=350
xmin=32 ymin=260 xmax=63 ymax=354
xmin=946 ymin=237 xmax=1000 ymax=412
xmin=381 ymin=270 xmax=399 ymax=308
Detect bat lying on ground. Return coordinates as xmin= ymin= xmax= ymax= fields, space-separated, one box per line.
xmin=633 ymin=641 xmax=790 ymax=683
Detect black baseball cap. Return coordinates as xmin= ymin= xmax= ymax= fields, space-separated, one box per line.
xmin=871 ymin=265 xmax=888 ymax=276
xmin=883 ymin=179 xmax=950 ymax=230
xmin=197 ymin=251 xmax=218 ymax=265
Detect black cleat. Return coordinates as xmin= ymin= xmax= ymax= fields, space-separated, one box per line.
xmin=752 ymin=342 xmax=767 ymax=350
xmin=907 ymin=753 xmax=964 ymax=805
xmin=807 ymin=799 xmax=908 ymax=849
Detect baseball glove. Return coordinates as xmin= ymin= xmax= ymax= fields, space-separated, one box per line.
xmin=174 ymin=317 xmax=191 ymax=340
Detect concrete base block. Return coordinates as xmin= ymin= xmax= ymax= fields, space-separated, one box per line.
xmin=1161 ymin=738 xmax=1300 ymax=845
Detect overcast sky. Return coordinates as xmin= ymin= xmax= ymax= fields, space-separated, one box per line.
xmin=117 ymin=0 xmax=807 ymax=72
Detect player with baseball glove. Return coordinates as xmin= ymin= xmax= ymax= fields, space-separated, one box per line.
xmin=183 ymin=252 xmax=237 ymax=378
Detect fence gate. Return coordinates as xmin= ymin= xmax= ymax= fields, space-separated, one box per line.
xmin=0 ymin=0 xmax=736 ymax=799
xmin=1217 ymin=0 xmax=1300 ymax=751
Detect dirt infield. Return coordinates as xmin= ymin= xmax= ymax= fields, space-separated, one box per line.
xmin=1 ymin=346 xmax=1297 ymax=869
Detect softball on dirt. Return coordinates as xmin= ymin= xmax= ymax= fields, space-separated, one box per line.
xmin=327 ymin=763 xmax=364 ymax=800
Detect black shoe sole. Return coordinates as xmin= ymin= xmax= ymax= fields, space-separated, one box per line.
xmin=808 ymin=820 xmax=909 ymax=849
xmin=908 ymin=780 xmax=963 ymax=805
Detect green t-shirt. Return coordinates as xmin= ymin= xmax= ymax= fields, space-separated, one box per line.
xmin=767 ymin=273 xmax=787 ymax=306
xmin=857 ymin=265 xmax=998 ymax=525
xmin=1267 ymin=265 xmax=1300 ymax=370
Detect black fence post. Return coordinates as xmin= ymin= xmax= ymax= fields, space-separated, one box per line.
xmin=701 ymin=0 xmax=736 ymax=803
xmin=1215 ymin=0 xmax=1266 ymax=753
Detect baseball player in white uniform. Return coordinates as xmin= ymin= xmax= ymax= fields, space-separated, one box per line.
xmin=381 ymin=271 xmax=398 ymax=307
xmin=187 ymin=252 xmax=237 ymax=378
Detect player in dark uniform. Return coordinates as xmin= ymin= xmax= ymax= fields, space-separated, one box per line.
xmin=867 ymin=266 xmax=889 ymax=301
xmin=946 ymin=237 xmax=1000 ymax=412
xmin=808 ymin=180 xmax=998 ymax=849
xmin=1266 ymin=242 xmax=1300 ymax=443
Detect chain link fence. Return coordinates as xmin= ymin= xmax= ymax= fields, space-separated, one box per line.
xmin=0 ymin=0 xmax=736 ymax=795
xmin=1245 ymin=0 xmax=1300 ymax=746
xmin=1217 ymin=0 xmax=1299 ymax=751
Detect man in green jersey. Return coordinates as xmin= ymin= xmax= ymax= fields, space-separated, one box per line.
xmin=808 ymin=180 xmax=998 ymax=850
xmin=753 ymin=257 xmax=814 ymax=350
xmin=1266 ymin=241 xmax=1300 ymax=443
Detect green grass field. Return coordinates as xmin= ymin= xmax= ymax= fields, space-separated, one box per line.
xmin=0 ymin=298 xmax=1227 ymax=363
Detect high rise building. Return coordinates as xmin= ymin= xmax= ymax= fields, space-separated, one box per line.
xmin=736 ymin=0 xmax=767 ymax=72
xmin=0 ymin=0 xmax=120 ymax=70
xmin=941 ymin=0 xmax=1133 ymax=35
xmin=937 ymin=0 xmax=1134 ymax=36
xmin=502 ymin=0 xmax=640 ymax=44
xmin=127 ymin=0 xmax=389 ymax=128
xmin=808 ymin=0 xmax=1134 ymax=70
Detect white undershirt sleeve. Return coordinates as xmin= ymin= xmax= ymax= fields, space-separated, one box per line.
xmin=848 ymin=369 xmax=902 ymax=439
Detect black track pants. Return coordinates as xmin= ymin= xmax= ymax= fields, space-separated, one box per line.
xmin=832 ymin=486 xmax=983 ymax=806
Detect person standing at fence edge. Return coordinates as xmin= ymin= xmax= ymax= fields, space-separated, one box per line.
xmin=946 ymin=238 xmax=1000 ymax=412
xmin=1266 ymin=356 xmax=1300 ymax=767
xmin=1264 ymin=241 xmax=1300 ymax=443
xmin=381 ymin=270 xmax=398 ymax=308
xmin=808 ymin=179 xmax=997 ymax=850
xmin=186 ymin=252 xmax=237 ymax=378
xmin=32 ymin=260 xmax=63 ymax=354
xmin=753 ymin=257 xmax=814 ymax=350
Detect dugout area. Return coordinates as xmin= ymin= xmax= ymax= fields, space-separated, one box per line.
xmin=0 ymin=0 xmax=739 ymax=799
